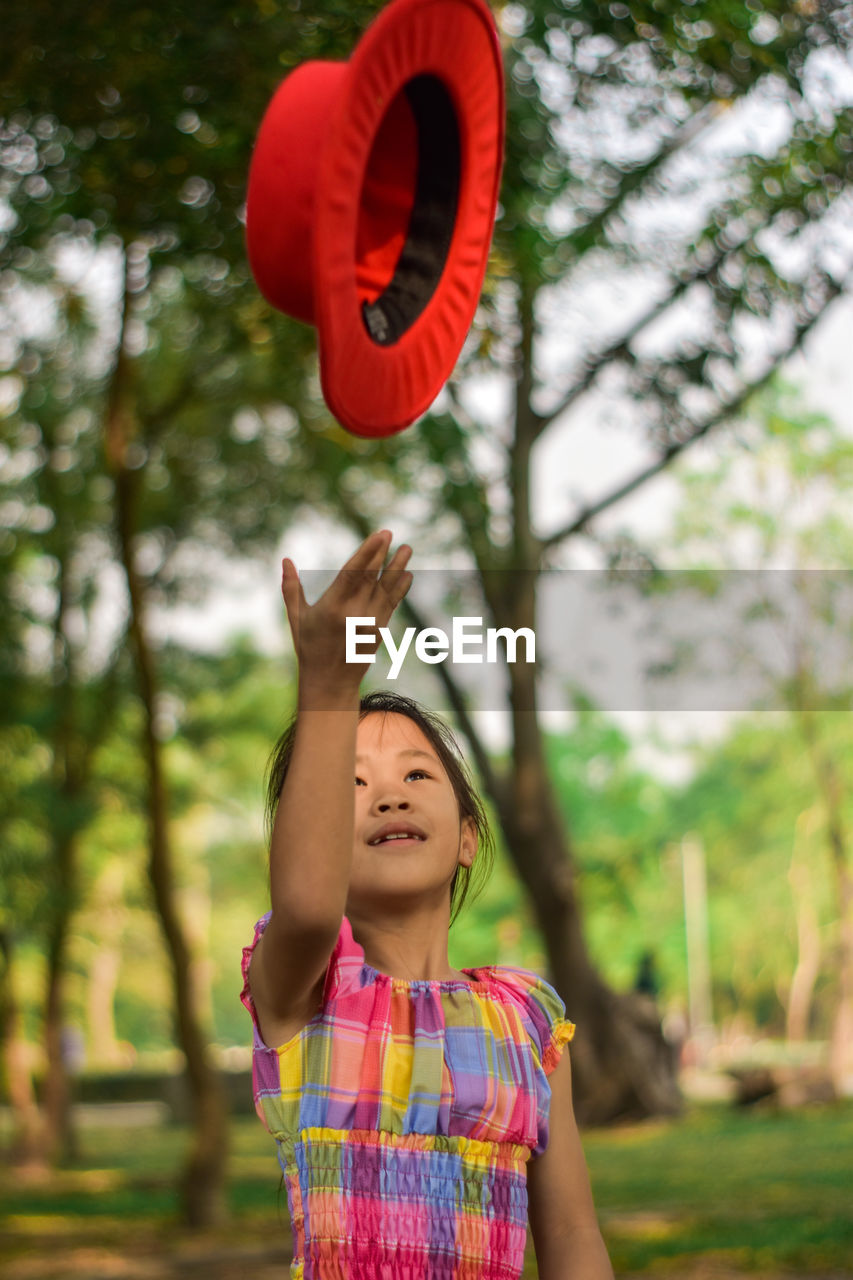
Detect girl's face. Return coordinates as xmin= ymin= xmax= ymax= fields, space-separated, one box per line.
xmin=347 ymin=712 xmax=476 ymax=914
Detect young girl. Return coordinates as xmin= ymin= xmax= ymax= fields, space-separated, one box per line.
xmin=241 ymin=530 xmax=614 ymax=1280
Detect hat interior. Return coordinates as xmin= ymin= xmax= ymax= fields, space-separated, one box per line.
xmin=357 ymin=75 xmax=461 ymax=347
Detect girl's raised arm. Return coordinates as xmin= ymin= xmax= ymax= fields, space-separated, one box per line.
xmin=248 ymin=530 xmax=412 ymax=1048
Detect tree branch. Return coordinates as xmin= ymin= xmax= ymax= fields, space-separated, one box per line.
xmin=560 ymin=100 xmax=725 ymax=261
xmin=510 ymin=279 xmax=543 ymax=570
xmin=531 ymin=249 xmax=725 ymax=440
xmin=104 ymin=248 xmax=133 ymax=473
xmin=530 ymin=98 xmax=853 ymax=444
xmin=541 ymin=274 xmax=850 ymax=553
xmin=137 ymin=352 xmax=240 ymax=436
xmin=431 ymin=386 xmax=501 ymax=577
xmin=138 ymin=373 xmax=205 ymax=436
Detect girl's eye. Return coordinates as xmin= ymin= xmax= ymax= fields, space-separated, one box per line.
xmin=406 ymin=769 xmax=428 ymax=781
xmin=355 ymin=775 xmax=366 ymax=787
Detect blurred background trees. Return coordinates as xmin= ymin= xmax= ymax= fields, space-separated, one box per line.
xmin=3 ymin=0 xmax=853 ymax=1227
xmin=659 ymin=383 xmax=853 ymax=1094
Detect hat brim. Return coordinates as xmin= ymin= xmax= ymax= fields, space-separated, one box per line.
xmin=314 ymin=0 xmax=504 ymax=438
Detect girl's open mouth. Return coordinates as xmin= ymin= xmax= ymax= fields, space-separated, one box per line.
xmin=368 ymin=823 xmax=427 ymax=846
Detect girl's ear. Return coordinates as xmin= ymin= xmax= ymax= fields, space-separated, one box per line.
xmin=458 ymin=816 xmax=477 ymax=869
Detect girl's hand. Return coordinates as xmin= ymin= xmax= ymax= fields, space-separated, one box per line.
xmin=281 ymin=530 xmax=412 ymax=696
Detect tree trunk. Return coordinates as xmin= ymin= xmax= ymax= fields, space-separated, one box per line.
xmin=786 ymin=810 xmax=822 ymax=1044
xmin=114 ymin=464 xmax=229 ymax=1226
xmin=42 ymin=558 xmax=82 ymax=1165
xmin=87 ymin=940 xmax=124 ymax=1067
xmin=797 ymin=705 xmax=853 ymax=1094
xmin=476 ymin=281 xmax=681 ymax=1122
xmin=86 ymin=861 xmax=128 ymax=1067
xmin=42 ymin=837 xmax=77 ymax=1164
xmin=832 ymin=874 xmax=853 ymax=1092
xmin=106 ymin=256 xmax=229 ymax=1226
xmin=0 ymin=930 xmax=43 ymax=1166
xmin=492 ymin=575 xmax=681 ymax=1123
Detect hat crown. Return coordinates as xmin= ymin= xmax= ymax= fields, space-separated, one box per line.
xmin=247 ymin=61 xmax=347 ymax=324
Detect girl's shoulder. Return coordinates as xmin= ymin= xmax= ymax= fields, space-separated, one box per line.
xmin=240 ymin=911 xmax=365 ymax=1026
xmin=467 ymin=962 xmax=576 ymax=1075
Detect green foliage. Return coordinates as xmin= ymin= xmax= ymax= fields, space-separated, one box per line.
xmin=4 ymin=0 xmax=851 ymax=566
xmin=671 ymin=380 xmax=853 ymax=570
xmin=75 ymin=641 xmax=296 ymax=1056
xmin=483 ymin=0 xmax=853 ymax=441
xmin=1 ymin=0 xmax=382 ymax=252
xmin=657 ymin=386 xmax=853 ymax=1032
xmin=546 ymin=707 xmax=675 ymax=991
xmin=539 ymin=677 xmax=853 ymax=1037
xmin=0 ymin=718 xmax=52 ymax=934
xmin=672 ymin=711 xmax=842 ymax=1032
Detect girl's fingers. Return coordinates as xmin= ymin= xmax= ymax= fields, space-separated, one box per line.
xmin=382 ymin=568 xmax=413 ymax=611
xmin=330 ymin=530 xmax=393 ymax=603
xmin=339 ymin=529 xmax=392 ymax=576
xmin=376 ymin=544 xmax=413 ymax=613
xmin=384 ymin=542 xmax=413 ymax=573
xmin=281 ymin=558 xmax=307 ymax=627
xmin=299 ymin=532 xmax=408 ymax=624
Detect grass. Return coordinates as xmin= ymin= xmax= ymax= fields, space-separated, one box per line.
xmin=584 ymin=1101 xmax=853 ymax=1273
xmin=2 ymin=1101 xmax=852 ymax=1276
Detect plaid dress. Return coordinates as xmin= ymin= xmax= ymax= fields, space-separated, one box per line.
xmin=241 ymin=914 xmax=574 ymax=1279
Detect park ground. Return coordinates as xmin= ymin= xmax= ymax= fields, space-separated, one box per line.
xmin=1 ymin=1100 xmax=851 ymax=1279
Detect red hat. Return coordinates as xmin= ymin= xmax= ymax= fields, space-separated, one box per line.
xmin=246 ymin=0 xmax=504 ymax=438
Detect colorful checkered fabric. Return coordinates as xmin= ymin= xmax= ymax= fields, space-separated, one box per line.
xmin=241 ymin=914 xmax=574 ymax=1279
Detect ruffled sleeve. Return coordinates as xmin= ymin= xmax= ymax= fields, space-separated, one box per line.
xmin=488 ymin=964 xmax=575 ymax=1075
xmin=240 ymin=912 xmax=370 ymax=1045
xmin=240 ymin=911 xmax=271 ymax=1040
xmin=479 ymin=965 xmax=574 ymax=1155
xmin=240 ymin=913 xmax=378 ymax=1134
xmin=529 ymin=977 xmax=575 ymax=1078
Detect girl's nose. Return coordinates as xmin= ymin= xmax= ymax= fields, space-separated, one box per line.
xmin=376 ymin=793 xmax=409 ymax=814
xmin=373 ymin=791 xmax=410 ymax=813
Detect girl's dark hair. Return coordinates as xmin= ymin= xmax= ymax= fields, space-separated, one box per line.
xmin=265 ymin=690 xmax=494 ymax=924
